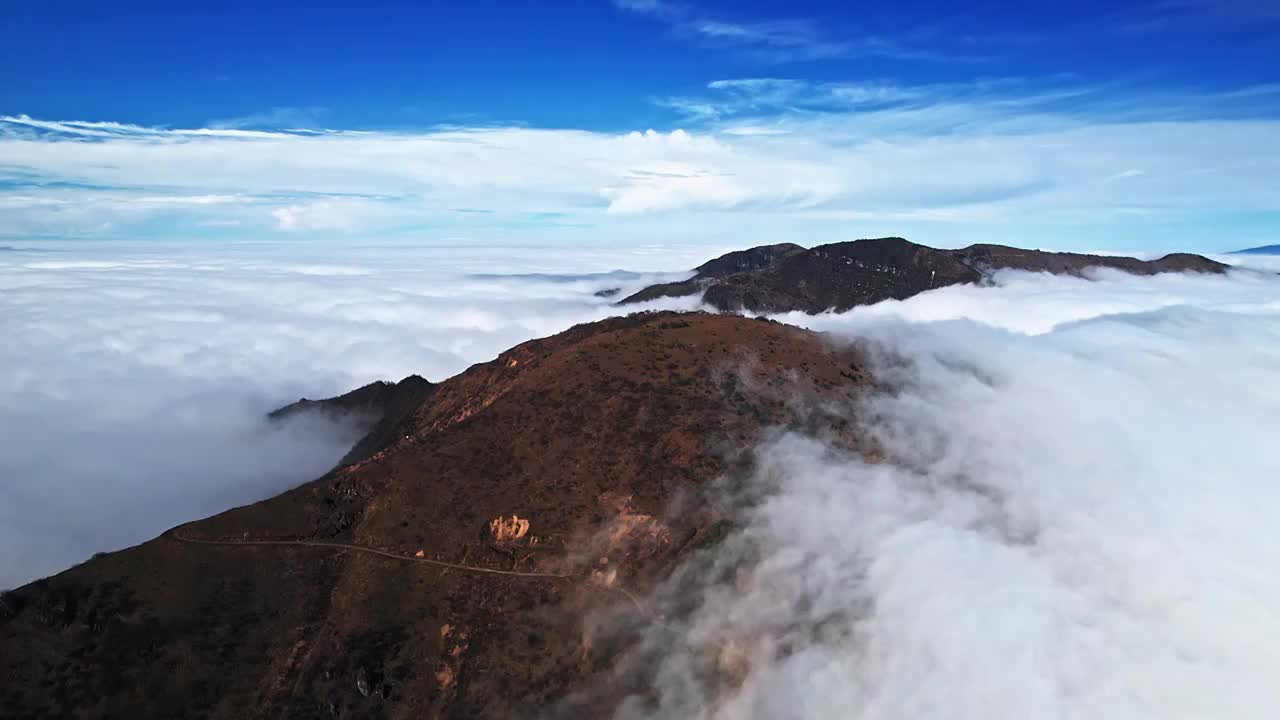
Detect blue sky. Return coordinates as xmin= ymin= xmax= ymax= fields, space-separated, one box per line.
xmin=2 ymin=0 xmax=1279 ymax=252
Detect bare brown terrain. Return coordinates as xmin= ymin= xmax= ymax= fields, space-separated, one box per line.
xmin=618 ymin=237 xmax=1229 ymax=313
xmin=0 ymin=312 xmax=869 ymax=719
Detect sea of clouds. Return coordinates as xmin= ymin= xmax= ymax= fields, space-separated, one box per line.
xmin=2 ymin=241 xmax=1279 ymax=719
xmin=609 ymin=261 xmax=1280 ymax=719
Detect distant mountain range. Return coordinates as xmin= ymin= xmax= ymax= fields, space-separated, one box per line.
xmin=616 ymin=237 xmax=1227 ymax=314
xmin=1233 ymin=244 xmax=1280 ymax=255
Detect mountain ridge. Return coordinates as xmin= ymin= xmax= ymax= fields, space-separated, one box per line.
xmin=269 ymin=375 xmax=436 ymax=467
xmin=619 ymin=237 xmax=1228 ymax=313
xmin=0 ymin=311 xmax=868 ymax=719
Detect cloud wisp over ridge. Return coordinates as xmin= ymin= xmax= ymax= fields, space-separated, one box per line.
xmin=588 ymin=266 xmax=1280 ymax=720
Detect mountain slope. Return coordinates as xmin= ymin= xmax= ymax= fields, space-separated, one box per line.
xmin=703 ymin=237 xmax=982 ymax=314
xmin=952 ymin=243 xmax=1227 ymax=276
xmin=620 ymin=237 xmax=1229 ymax=313
xmin=0 ymin=312 xmax=868 ymax=719
xmin=617 ymin=242 xmax=804 ymax=305
xmin=270 ymin=375 xmax=437 ymax=466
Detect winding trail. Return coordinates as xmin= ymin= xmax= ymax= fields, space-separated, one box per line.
xmin=166 ymin=528 xmax=668 ymax=622
xmin=166 ymin=530 xmax=571 ymax=579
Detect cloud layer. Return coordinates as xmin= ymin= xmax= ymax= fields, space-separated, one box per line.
xmin=4 ymin=239 xmax=1279 ymax=720
xmin=602 ymin=266 xmax=1280 ymax=718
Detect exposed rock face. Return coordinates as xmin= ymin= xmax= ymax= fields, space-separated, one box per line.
xmin=0 ymin=312 xmax=868 ymax=719
xmin=620 ymin=237 xmax=1229 ymax=314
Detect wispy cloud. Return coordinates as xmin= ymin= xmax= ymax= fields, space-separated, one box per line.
xmin=209 ymin=106 xmax=329 ymax=131
xmin=689 ymin=18 xmax=854 ymax=62
xmin=1110 ymin=0 xmax=1280 ymax=35
xmin=659 ymin=78 xmax=928 ymax=122
xmin=0 ymin=114 xmax=289 ymax=139
xmin=1155 ymin=0 xmax=1280 ymax=21
xmin=660 ymin=76 xmax=1280 ymax=128
xmin=3 ymin=76 xmax=1280 ymax=251
xmin=612 ymin=0 xmax=973 ymax=63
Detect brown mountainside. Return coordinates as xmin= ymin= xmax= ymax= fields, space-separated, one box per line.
xmin=618 ymin=242 xmax=805 ymax=305
xmin=619 ymin=237 xmax=1228 ymax=313
xmin=0 ymin=312 xmax=868 ymax=719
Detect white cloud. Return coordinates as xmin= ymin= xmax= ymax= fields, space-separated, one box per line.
xmin=133 ymin=194 xmax=243 ymax=206
xmin=601 ymin=266 xmax=1280 ymax=719
xmin=0 ymin=113 xmax=284 ymax=139
xmin=1222 ymin=252 xmax=1280 ymax=272
xmin=272 ymin=199 xmax=365 ymax=231
xmin=690 ymin=19 xmax=852 ymax=61
xmin=0 ymin=242 xmax=705 ymax=587
xmin=209 ymin=105 xmax=328 ymax=130
xmin=611 ymin=0 xmax=962 ymax=63
xmin=785 ymin=265 xmax=1280 ymax=334
xmin=2 ymin=80 xmax=1280 ymax=251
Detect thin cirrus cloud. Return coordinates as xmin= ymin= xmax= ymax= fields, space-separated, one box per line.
xmin=2 ymin=75 xmax=1280 ymax=251
xmin=1111 ymin=0 xmax=1280 ymax=35
xmin=611 ymin=0 xmax=968 ymax=63
xmin=208 ymin=105 xmax=330 ymax=131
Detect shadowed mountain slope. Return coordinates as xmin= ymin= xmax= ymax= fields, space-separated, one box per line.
xmin=951 ymin=243 xmax=1227 ymax=276
xmin=0 ymin=312 xmax=868 ymax=720
xmin=620 ymin=237 xmax=1228 ymax=313
xmin=270 ymin=375 xmax=436 ymax=467
xmin=617 ymin=243 xmax=805 ymax=305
